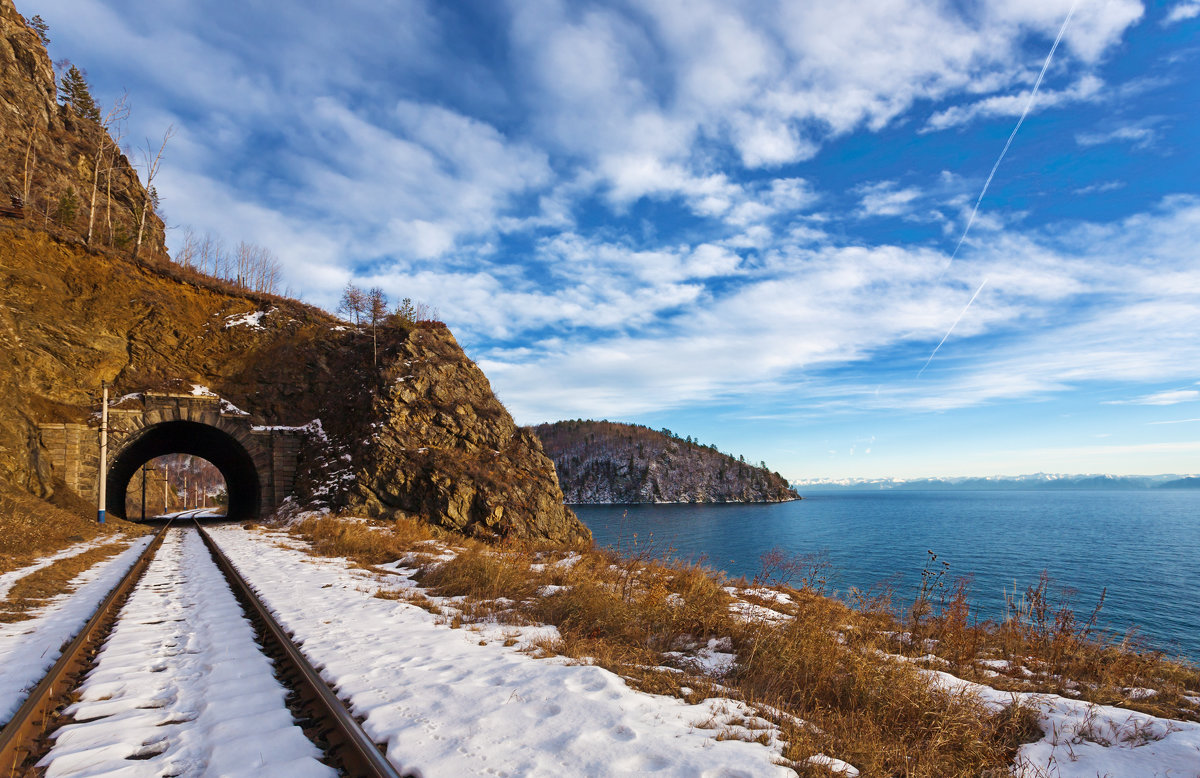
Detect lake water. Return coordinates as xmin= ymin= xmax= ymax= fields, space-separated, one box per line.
xmin=574 ymin=490 xmax=1200 ymax=661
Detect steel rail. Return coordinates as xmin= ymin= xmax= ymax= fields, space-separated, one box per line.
xmin=0 ymin=521 xmax=173 ymax=774
xmin=194 ymin=521 xmax=407 ymax=778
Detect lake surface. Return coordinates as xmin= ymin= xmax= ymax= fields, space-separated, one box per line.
xmin=574 ymin=490 xmax=1200 ymax=661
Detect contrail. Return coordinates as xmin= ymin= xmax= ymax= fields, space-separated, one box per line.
xmin=917 ymin=278 xmax=989 ymax=378
xmin=946 ymin=0 xmax=1079 ymax=266
xmin=920 ymin=1 xmax=1078 ymax=376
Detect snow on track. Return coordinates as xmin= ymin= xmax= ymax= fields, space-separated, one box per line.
xmin=0 ymin=537 xmax=113 ymax=602
xmin=0 ymin=537 xmax=150 ymax=725
xmin=38 ymin=529 xmax=334 ymax=778
xmin=209 ymin=526 xmax=794 ymax=778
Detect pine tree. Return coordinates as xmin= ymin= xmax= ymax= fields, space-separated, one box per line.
xmin=56 ymin=186 xmax=78 ymax=226
xmin=28 ymin=14 xmax=50 ymax=45
xmin=59 ymin=64 xmax=100 ymax=122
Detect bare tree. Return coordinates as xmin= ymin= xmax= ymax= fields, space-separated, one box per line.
xmin=86 ymin=92 xmax=129 ymax=247
xmin=195 ymin=231 xmax=225 ymax=277
xmin=133 ymin=124 xmax=175 ymax=260
xmin=175 ymin=227 xmax=199 ymax=269
xmin=21 ymin=121 xmax=38 ymax=209
xmin=338 ymin=282 xmax=366 ymax=325
xmin=233 ymin=241 xmax=253 ymax=287
xmin=367 ymin=286 xmax=388 ymax=365
xmin=249 ymin=244 xmax=282 ymax=293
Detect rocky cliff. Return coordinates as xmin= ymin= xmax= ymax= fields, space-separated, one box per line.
xmin=0 ymin=227 xmax=588 ymax=545
xmin=531 ymin=420 xmax=800 ymax=504
xmin=0 ymin=0 xmax=586 ymax=545
xmin=0 ymin=0 xmax=166 ymax=256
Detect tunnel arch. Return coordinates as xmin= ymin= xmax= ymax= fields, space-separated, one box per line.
xmin=107 ymin=420 xmax=261 ymax=520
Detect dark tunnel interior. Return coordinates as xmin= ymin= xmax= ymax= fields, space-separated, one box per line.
xmin=106 ymin=420 xmax=260 ymax=520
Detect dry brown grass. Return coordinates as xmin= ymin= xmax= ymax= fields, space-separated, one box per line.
xmin=0 ymin=486 xmax=148 ymax=575
xmin=288 ymin=515 xmax=1200 ymax=773
xmin=0 ymin=542 xmax=132 ymax=622
xmin=292 ymin=513 xmax=440 ymax=564
xmin=895 ymin=567 xmax=1200 ymax=723
xmin=288 ymin=513 xmax=1050 ymax=775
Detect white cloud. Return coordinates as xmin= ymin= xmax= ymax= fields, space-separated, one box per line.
xmin=1076 ymin=121 xmax=1160 ymax=149
xmin=924 ymin=75 xmax=1105 ymax=131
xmin=508 ymin=0 xmax=1142 ymax=206
xmin=1164 ymin=2 xmax=1200 ymax=25
xmin=475 ymin=195 xmax=1200 ymax=422
xmin=855 ymin=181 xmax=924 ymax=218
xmin=1114 ymin=389 xmax=1200 ymax=406
xmin=1073 ymin=181 xmax=1125 ymax=195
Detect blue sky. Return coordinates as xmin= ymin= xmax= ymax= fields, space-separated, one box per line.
xmin=28 ymin=0 xmax=1200 ymax=480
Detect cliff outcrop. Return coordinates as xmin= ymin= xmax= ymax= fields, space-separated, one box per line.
xmin=0 ymin=228 xmax=589 ymax=544
xmin=0 ymin=0 xmax=166 ymax=257
xmin=532 ymin=420 xmax=800 ymax=504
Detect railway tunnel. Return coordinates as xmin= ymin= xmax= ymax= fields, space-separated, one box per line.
xmin=39 ymin=391 xmax=309 ymax=521
xmin=106 ymin=420 xmax=259 ymax=520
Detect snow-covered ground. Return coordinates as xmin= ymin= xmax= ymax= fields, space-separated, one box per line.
xmin=209 ymin=526 xmax=795 ymax=778
xmin=928 ymin=669 xmax=1200 ymax=778
xmin=0 ymin=537 xmax=113 ymax=602
xmin=0 ymin=537 xmax=149 ymax=724
xmin=39 ymin=529 xmax=331 ymax=778
xmin=4 ymin=525 xmax=1196 ymax=777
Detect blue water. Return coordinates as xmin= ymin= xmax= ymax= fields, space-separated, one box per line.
xmin=574 ymin=491 xmax=1200 ymax=661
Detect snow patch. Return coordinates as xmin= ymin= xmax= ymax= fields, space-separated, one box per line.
xmin=0 ymin=538 xmax=112 ymax=602
xmin=223 ymin=309 xmax=272 ymax=329
xmin=252 ymin=418 xmax=327 ymax=441
xmin=0 ymin=538 xmax=150 ymax=723
xmin=806 ymin=754 xmax=860 ymax=776
xmin=924 ymin=668 xmax=1200 ymax=777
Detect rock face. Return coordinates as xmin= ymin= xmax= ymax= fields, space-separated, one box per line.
xmin=0 ymin=0 xmax=166 ymax=257
xmin=532 ymin=420 xmax=800 ymax=504
xmin=0 ymin=2 xmax=587 ymax=545
xmin=0 ymin=228 xmax=589 ymax=545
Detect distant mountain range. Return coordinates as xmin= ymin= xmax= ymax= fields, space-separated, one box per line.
xmin=793 ymin=474 xmax=1200 ymax=491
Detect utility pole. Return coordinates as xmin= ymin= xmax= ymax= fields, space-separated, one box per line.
xmin=163 ymin=463 xmax=169 ymax=515
xmin=141 ymin=464 xmax=147 ymax=522
xmin=97 ymin=382 xmax=108 ymax=524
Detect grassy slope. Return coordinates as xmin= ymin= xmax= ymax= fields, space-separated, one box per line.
xmin=287 ymin=513 xmax=1200 ymax=775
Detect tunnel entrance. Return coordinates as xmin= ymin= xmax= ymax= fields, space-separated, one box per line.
xmin=125 ymin=454 xmax=229 ymax=520
xmin=107 ymin=420 xmax=261 ymax=520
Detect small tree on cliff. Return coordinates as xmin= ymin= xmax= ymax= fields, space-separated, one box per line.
xmin=338 ymin=282 xmax=366 ymax=325
xmin=133 ymin=125 xmax=174 ymax=260
xmin=85 ymin=92 xmax=129 ymax=247
xmin=28 ymin=14 xmax=50 ymax=45
xmin=367 ymin=286 xmax=388 ymax=365
xmin=58 ymin=64 xmax=101 ymax=122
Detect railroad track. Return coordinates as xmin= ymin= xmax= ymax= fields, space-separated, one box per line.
xmin=0 ymin=521 xmax=408 ymax=777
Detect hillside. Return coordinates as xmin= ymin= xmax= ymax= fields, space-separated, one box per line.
xmin=531 ymin=420 xmax=799 ymax=504
xmin=0 ymin=226 xmax=587 ymax=544
xmin=0 ymin=2 xmax=588 ymax=545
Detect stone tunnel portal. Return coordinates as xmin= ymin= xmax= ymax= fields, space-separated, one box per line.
xmin=107 ymin=420 xmax=261 ymax=520
xmin=40 ymin=391 xmax=306 ymax=520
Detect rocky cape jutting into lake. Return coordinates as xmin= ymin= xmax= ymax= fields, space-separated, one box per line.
xmin=531 ymin=420 xmax=799 ymax=504
xmin=0 ymin=1 xmax=588 ymax=545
